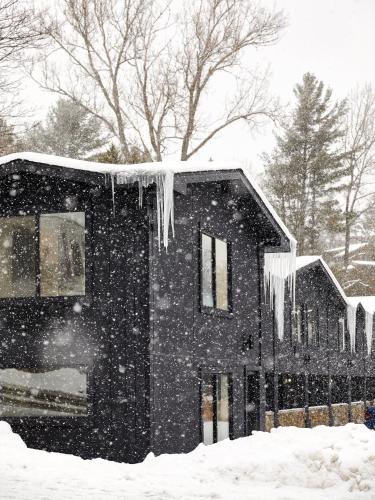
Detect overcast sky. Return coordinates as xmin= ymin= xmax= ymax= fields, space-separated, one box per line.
xmin=194 ymin=0 xmax=375 ymax=173
xmin=26 ymin=0 xmax=375 ymax=172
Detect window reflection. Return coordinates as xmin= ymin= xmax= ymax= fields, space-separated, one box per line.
xmin=0 ymin=367 xmax=87 ymax=416
xmin=201 ymin=373 xmax=231 ymax=445
xmin=0 ymin=216 xmax=36 ymax=298
xmin=216 ymin=374 xmax=230 ymax=441
xmin=40 ymin=212 xmax=85 ymax=296
xmin=215 ymin=239 xmax=228 ymax=310
xmin=201 ymin=234 xmax=214 ymax=307
xmin=201 ymin=373 xmax=214 ymax=445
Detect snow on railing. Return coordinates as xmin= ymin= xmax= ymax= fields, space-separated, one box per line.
xmin=264 ymin=240 xmax=296 ymax=340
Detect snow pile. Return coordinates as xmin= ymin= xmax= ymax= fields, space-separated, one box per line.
xmin=1 ymin=423 xmax=375 ymax=500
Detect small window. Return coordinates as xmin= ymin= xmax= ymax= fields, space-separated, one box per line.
xmin=306 ymin=307 xmax=317 ymax=345
xmin=291 ymin=305 xmax=303 ymax=343
xmin=0 ymin=216 xmax=36 ymax=298
xmin=201 ymin=373 xmax=231 ymax=445
xmin=0 ymin=367 xmax=88 ymax=417
xmin=200 ymin=233 xmax=230 ymax=311
xmin=338 ymin=318 xmax=345 ymax=351
xmin=40 ymin=213 xmax=85 ymax=296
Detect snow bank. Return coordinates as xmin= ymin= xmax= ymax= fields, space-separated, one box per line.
xmin=1 ymin=423 xmax=375 ymax=500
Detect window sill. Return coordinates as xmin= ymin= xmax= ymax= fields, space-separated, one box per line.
xmin=200 ymin=306 xmax=234 ymax=319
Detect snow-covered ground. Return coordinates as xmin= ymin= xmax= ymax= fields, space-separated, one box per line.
xmin=1 ymin=421 xmax=375 ymax=500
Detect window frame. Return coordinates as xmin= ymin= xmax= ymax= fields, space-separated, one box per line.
xmin=0 ymin=363 xmax=92 ymax=424
xmin=0 ymin=211 xmax=88 ymax=302
xmin=199 ymin=229 xmax=233 ymax=316
xmin=199 ymin=370 xmax=233 ymax=445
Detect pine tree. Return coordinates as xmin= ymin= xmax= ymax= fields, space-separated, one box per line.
xmin=26 ymin=99 xmax=107 ymax=159
xmin=264 ymin=73 xmax=347 ymax=254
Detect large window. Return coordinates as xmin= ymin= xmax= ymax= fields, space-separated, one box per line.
xmin=200 ymin=233 xmax=230 ymax=311
xmin=0 ymin=367 xmax=87 ymax=416
xmin=201 ymin=373 xmax=231 ymax=445
xmin=0 ymin=212 xmax=85 ymax=298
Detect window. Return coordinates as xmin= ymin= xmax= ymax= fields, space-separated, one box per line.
xmin=338 ymin=318 xmax=346 ymax=351
xmin=291 ymin=305 xmax=303 ymax=343
xmin=0 ymin=367 xmax=87 ymax=416
xmin=40 ymin=213 xmax=85 ymax=296
xmin=0 ymin=216 xmax=36 ymax=298
xmin=278 ymin=373 xmax=305 ymax=409
xmin=306 ymin=306 xmax=317 ymax=345
xmin=201 ymin=373 xmax=231 ymax=445
xmin=0 ymin=212 xmax=85 ymax=298
xmin=200 ymin=233 xmax=230 ymax=311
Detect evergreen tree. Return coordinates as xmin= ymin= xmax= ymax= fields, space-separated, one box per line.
xmin=94 ymin=143 xmax=151 ymax=164
xmin=264 ymin=73 xmax=347 ymax=254
xmin=26 ymin=99 xmax=107 ymax=159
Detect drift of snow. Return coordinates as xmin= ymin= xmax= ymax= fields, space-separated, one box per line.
xmin=1 ymin=422 xmax=375 ymax=500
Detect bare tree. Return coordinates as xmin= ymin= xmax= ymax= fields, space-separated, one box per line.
xmin=342 ymin=85 xmax=375 ymax=269
xmin=34 ymin=0 xmax=285 ymax=162
xmin=135 ymin=0 xmax=286 ymax=160
xmin=34 ymin=0 xmax=152 ymax=162
xmin=0 ymin=0 xmax=45 ymax=120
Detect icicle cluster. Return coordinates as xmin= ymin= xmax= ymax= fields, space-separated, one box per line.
xmin=115 ymin=170 xmax=175 ymax=249
xmin=365 ymin=310 xmax=373 ymax=356
xmin=346 ymin=303 xmax=357 ymax=353
xmin=264 ymin=240 xmax=296 ymax=340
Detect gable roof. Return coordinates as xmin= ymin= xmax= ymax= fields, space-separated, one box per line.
xmin=296 ymin=255 xmax=347 ymax=303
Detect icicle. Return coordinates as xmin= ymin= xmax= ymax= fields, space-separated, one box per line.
xmin=263 ymin=239 xmax=296 ymax=340
xmin=111 ymin=174 xmax=116 ymax=216
xmin=115 ymin=170 xmax=175 ymax=249
xmin=365 ymin=310 xmax=373 ymax=356
xmin=346 ymin=303 xmax=357 ymax=353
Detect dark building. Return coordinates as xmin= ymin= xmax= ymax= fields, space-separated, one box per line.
xmin=0 ymin=154 xmax=373 ymax=463
xmin=263 ymin=256 xmax=375 ymax=430
xmin=0 ymin=153 xmax=295 ymax=463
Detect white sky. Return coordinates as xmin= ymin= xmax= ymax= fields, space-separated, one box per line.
xmin=194 ymin=0 xmax=375 ymax=173
xmin=24 ymin=0 xmax=375 ymax=173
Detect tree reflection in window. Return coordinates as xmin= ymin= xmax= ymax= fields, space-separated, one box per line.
xmin=0 ymin=216 xmax=36 ymax=298
xmin=40 ymin=212 xmax=85 ymax=296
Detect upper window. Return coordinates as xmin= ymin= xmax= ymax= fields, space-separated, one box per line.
xmin=201 ymin=233 xmax=230 ymax=311
xmin=0 ymin=367 xmax=87 ymax=417
xmin=0 ymin=212 xmax=85 ymax=298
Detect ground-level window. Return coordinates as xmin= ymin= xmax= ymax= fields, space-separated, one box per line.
xmin=331 ymin=376 xmax=348 ymax=404
xmin=200 ymin=233 xmax=230 ymax=311
xmin=278 ymin=373 xmax=305 ymax=409
xmin=0 ymin=367 xmax=88 ymax=417
xmin=0 ymin=212 xmax=85 ymax=298
xmin=201 ymin=373 xmax=231 ymax=445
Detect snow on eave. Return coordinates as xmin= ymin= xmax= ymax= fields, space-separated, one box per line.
xmin=0 ymin=152 xmax=295 ymax=249
xmin=296 ymin=255 xmax=347 ymax=303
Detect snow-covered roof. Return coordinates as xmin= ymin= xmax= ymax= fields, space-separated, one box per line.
xmin=0 ymin=152 xmax=295 ymax=247
xmin=352 ymin=260 xmax=375 ymax=267
xmin=296 ymin=255 xmax=346 ymax=303
xmin=325 ymin=242 xmax=367 ymax=257
xmin=347 ymin=295 xmax=375 ymax=314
